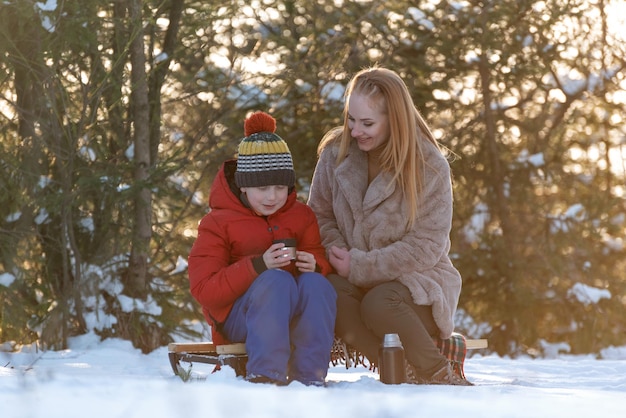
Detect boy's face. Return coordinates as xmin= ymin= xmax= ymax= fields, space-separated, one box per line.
xmin=241 ymin=185 xmax=289 ymax=216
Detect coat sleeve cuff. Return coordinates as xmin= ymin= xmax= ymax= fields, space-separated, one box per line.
xmin=252 ymin=256 xmax=268 ymax=274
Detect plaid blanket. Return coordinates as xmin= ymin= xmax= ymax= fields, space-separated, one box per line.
xmin=436 ymin=332 xmax=467 ymax=379
xmin=330 ymin=332 xmax=468 ymax=379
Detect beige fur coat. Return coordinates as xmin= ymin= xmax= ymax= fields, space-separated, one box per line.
xmin=308 ymin=138 xmax=461 ymax=339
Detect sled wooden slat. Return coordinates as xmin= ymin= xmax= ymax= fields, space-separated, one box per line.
xmin=168 ymin=340 xmax=487 ymax=356
xmin=167 ymin=342 xmax=246 ymax=355
xmin=167 ymin=342 xmax=216 ymax=353
xmin=465 ymin=339 xmax=488 ymax=350
xmin=217 ymin=343 xmax=246 ymax=354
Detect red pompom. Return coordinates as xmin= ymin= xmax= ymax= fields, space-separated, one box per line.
xmin=244 ymin=111 xmax=277 ymax=136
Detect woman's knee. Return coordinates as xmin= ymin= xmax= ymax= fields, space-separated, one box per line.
xmin=361 ymin=282 xmax=409 ymax=323
xmin=326 ymin=273 xmax=363 ymax=300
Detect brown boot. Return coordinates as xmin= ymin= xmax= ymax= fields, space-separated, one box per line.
xmin=428 ymin=363 xmax=473 ymax=386
xmin=406 ymin=361 xmax=473 ymax=386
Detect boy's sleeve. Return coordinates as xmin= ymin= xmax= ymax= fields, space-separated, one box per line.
xmin=298 ymin=206 xmax=334 ymax=276
xmin=188 ymin=214 xmax=258 ymax=314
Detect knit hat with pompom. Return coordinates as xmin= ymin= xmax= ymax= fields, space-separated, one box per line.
xmin=235 ymin=111 xmax=295 ymax=189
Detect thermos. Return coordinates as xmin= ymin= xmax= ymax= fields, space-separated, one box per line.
xmin=378 ymin=333 xmax=406 ymax=384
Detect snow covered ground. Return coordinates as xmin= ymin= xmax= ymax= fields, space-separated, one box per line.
xmin=2 ymin=333 xmax=625 ymax=418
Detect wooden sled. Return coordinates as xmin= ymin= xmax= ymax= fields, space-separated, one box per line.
xmin=168 ymin=336 xmax=488 ymax=378
xmin=168 ymin=342 xmax=247 ymax=376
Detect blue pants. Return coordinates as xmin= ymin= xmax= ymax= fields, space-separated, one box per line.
xmin=223 ymin=269 xmax=337 ymax=385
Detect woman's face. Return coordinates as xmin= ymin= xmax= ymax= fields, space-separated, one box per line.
xmin=347 ymin=92 xmax=390 ymax=153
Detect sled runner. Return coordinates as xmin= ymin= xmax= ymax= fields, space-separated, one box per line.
xmin=167 ymin=342 xmax=247 ymax=376
xmin=168 ymin=333 xmax=487 ymax=379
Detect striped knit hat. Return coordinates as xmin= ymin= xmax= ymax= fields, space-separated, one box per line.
xmin=235 ymin=111 xmax=295 ymax=189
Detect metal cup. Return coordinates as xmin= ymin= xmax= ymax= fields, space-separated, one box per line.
xmin=273 ymin=238 xmax=297 ymax=260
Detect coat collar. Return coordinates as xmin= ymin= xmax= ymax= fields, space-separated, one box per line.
xmin=334 ymin=141 xmax=396 ymax=214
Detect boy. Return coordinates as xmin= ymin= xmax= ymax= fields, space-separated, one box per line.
xmin=188 ymin=111 xmax=336 ymax=386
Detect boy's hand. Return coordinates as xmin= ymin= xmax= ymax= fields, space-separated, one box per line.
xmin=263 ymin=242 xmax=293 ymax=270
xmin=295 ymin=251 xmax=316 ymax=273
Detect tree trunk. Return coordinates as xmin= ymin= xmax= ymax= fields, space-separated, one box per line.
xmin=148 ymin=0 xmax=184 ymax=167
xmin=127 ymin=0 xmax=151 ymax=298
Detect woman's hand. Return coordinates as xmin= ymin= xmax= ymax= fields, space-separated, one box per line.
xmin=329 ymin=246 xmax=350 ymax=278
xmin=295 ymin=250 xmax=316 ymax=273
xmin=262 ymin=242 xmax=293 ymax=270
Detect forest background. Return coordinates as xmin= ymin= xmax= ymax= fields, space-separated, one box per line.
xmin=0 ymin=0 xmax=624 ymax=358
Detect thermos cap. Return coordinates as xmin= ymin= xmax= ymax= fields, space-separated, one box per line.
xmin=383 ymin=333 xmax=403 ymax=348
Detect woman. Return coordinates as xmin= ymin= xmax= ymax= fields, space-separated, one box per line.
xmin=307 ymin=66 xmax=471 ymax=385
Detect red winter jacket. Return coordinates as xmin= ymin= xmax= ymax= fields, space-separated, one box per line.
xmin=188 ymin=160 xmax=333 ymax=345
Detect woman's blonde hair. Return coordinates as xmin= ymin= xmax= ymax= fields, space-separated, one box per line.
xmin=318 ymin=66 xmax=441 ymax=228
